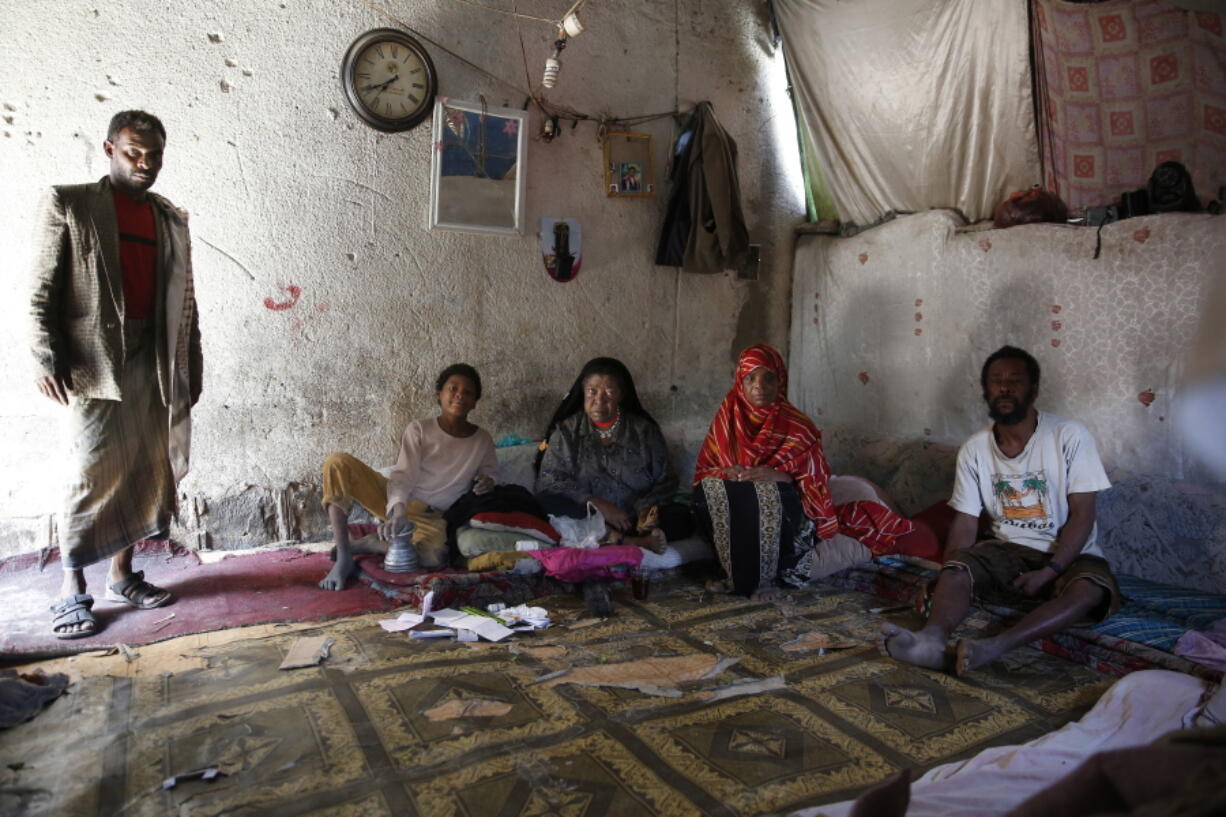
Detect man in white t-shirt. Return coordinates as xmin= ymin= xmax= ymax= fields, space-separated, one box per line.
xmin=880 ymin=346 xmax=1121 ymax=675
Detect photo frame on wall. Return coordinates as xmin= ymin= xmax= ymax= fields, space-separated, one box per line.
xmin=429 ymin=97 xmax=527 ymax=235
xmin=604 ymin=132 xmax=655 ymax=197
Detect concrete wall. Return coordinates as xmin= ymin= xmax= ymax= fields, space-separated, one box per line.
xmin=0 ymin=0 xmax=804 ymax=557
xmin=790 ymin=210 xmax=1226 ymax=592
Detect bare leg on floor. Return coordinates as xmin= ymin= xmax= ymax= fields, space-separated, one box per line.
xmin=879 ymin=567 xmax=974 ymax=670
xmin=956 ymin=579 xmax=1105 ymax=675
xmin=321 ymin=504 xmax=356 ymax=591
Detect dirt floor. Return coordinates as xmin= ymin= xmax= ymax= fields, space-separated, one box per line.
xmin=0 ymin=578 xmax=1112 ymax=817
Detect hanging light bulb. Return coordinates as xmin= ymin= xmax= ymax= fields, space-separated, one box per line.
xmin=542 ymin=12 xmax=582 ymax=90
xmin=543 ymin=38 xmax=565 ymax=88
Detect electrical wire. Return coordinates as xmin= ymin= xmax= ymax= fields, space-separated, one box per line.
xmin=353 ymin=0 xmax=682 ymax=136
xmin=446 ymin=0 xmax=586 ymax=28
xmin=448 ymin=0 xmax=559 ymax=24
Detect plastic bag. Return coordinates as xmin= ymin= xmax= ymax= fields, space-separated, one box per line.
xmin=548 ymin=502 xmax=606 ymax=549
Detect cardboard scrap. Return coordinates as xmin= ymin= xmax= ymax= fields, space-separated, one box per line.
xmin=544 ymin=654 xmax=738 ymax=696
xmin=780 ymin=631 xmax=859 ymax=653
xmin=696 ymin=674 xmax=787 ymax=702
xmin=278 ymin=636 xmax=333 ymax=670
xmin=422 ymin=697 xmax=513 ymax=721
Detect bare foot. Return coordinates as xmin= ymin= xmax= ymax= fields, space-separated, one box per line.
xmin=878 ymin=622 xmax=946 ymax=669
xmin=628 ymin=530 xmax=668 ymax=554
xmin=320 ymin=553 xmax=355 ymax=590
xmin=955 ymin=638 xmax=1004 ymax=676
xmin=705 ymin=578 xmax=731 ymax=594
xmin=56 ymin=573 xmax=91 ymax=636
xmin=54 ymin=618 xmax=95 ymax=637
xmin=622 ymin=533 xmax=667 ymax=554
xmin=750 ymin=586 xmax=783 ymax=601
xmin=50 ymin=594 xmax=97 ymax=638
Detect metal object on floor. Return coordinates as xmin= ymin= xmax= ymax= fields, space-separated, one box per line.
xmin=582 ymin=579 xmax=612 ymax=617
xmin=383 ymin=523 xmax=420 ymax=572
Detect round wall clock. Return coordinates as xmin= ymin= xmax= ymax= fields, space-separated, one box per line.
xmin=341 ymin=28 xmax=438 ymax=132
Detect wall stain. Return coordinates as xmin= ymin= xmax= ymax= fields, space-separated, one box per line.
xmin=264 ymin=284 xmax=302 ymax=311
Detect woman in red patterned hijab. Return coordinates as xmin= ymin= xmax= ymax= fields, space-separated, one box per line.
xmin=694 ymin=344 xmax=839 ymax=537
xmin=694 ymin=344 xmax=914 ymax=598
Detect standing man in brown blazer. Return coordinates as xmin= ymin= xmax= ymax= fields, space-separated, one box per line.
xmin=29 ymin=110 xmax=202 ymax=639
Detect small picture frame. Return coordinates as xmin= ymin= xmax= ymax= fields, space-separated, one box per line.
xmin=604 ymin=132 xmax=655 ymax=197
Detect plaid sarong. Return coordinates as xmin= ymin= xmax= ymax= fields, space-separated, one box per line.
xmin=59 ymin=319 xmax=175 ymax=569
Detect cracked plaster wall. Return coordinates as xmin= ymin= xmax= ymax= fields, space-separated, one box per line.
xmin=0 ymin=0 xmax=804 ymax=556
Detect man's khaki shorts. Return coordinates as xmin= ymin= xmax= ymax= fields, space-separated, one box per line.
xmin=944 ymin=539 xmax=1122 ymax=623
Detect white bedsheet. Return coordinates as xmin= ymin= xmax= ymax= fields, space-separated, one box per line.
xmin=794 ymin=669 xmax=1210 ymax=817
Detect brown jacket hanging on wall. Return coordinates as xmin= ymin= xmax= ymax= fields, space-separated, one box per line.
xmin=655 ymin=102 xmax=749 ymax=273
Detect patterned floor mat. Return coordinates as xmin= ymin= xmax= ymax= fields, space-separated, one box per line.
xmin=0 ymin=582 xmax=1113 ymax=817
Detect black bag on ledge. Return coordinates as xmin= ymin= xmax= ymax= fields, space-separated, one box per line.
xmin=1147 ymin=161 xmax=1201 ymax=213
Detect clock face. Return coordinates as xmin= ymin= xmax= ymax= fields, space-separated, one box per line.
xmin=341 ymin=29 xmax=437 ymax=132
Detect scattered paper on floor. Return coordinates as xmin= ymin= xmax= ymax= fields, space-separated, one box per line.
xmin=497 ymin=604 xmax=551 ymax=628
xmin=378 ymin=613 xmax=425 ymax=632
xmin=426 ymin=608 xmax=515 ymax=641
xmin=278 ymin=636 xmax=333 ymax=670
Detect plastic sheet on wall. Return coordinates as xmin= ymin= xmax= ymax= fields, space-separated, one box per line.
xmin=774 ymin=0 xmax=1041 ymax=229
xmin=1033 ymin=0 xmax=1226 ymax=215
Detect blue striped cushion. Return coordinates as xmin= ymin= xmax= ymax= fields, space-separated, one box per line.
xmin=1115 ymin=574 xmax=1226 ymax=631
xmin=1088 ymin=612 xmax=1188 ymax=651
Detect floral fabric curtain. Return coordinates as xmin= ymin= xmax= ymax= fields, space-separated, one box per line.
xmin=1033 ymin=0 xmax=1226 ymax=214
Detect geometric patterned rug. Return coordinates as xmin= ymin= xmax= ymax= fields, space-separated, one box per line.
xmin=0 ymin=581 xmax=1113 ymax=817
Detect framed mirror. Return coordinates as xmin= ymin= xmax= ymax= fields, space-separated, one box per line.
xmin=604 ymin=132 xmax=655 ymax=197
xmin=429 ymin=98 xmax=527 ymax=235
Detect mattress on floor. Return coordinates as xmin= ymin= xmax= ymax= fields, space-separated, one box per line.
xmin=354 ymin=554 xmax=569 ymax=610
xmin=354 ymin=537 xmax=715 ymax=610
